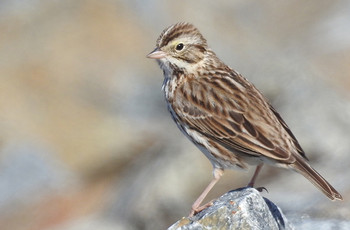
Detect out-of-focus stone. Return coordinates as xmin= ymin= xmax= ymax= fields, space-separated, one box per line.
xmin=168 ymin=187 xmax=294 ymax=230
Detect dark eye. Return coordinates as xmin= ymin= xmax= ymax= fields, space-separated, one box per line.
xmin=175 ymin=43 xmax=184 ymax=51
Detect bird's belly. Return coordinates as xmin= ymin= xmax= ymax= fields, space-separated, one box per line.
xmin=183 ymin=126 xmax=255 ymax=170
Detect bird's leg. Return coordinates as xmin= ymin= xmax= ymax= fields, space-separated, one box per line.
xmin=189 ymin=168 xmax=224 ymax=217
xmin=247 ymin=163 xmax=267 ymax=192
xmin=247 ymin=163 xmax=263 ymax=187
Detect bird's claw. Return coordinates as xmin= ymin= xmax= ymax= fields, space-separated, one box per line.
xmin=255 ymin=186 xmax=268 ymax=193
xmin=189 ymin=200 xmax=214 ymax=217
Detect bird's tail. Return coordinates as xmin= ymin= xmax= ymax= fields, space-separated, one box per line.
xmin=292 ymin=157 xmax=343 ymax=201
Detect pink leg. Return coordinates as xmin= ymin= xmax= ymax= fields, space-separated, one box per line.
xmin=247 ymin=163 xmax=263 ymax=187
xmin=189 ymin=168 xmax=224 ymax=217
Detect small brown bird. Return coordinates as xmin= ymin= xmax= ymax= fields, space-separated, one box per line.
xmin=147 ymin=22 xmax=342 ymax=216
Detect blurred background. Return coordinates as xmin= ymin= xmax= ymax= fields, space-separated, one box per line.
xmin=1 ymin=0 xmax=350 ymax=229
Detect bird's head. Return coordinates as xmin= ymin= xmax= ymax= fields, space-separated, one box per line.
xmin=147 ymin=22 xmax=209 ymax=73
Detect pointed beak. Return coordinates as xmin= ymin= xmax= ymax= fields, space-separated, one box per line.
xmin=147 ymin=48 xmax=166 ymax=59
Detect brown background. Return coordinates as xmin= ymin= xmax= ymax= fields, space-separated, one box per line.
xmin=1 ymin=0 xmax=350 ymax=229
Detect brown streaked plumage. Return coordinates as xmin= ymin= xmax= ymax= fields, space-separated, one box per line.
xmin=147 ymin=22 xmax=342 ymax=216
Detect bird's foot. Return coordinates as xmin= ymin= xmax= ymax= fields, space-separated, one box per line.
xmin=255 ymin=186 xmax=268 ymax=193
xmin=247 ymin=183 xmax=268 ymax=193
xmin=189 ymin=200 xmax=215 ymax=217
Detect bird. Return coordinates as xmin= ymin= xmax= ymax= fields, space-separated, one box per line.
xmin=147 ymin=22 xmax=342 ymax=216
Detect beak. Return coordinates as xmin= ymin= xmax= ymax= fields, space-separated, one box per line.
xmin=147 ymin=48 xmax=166 ymax=59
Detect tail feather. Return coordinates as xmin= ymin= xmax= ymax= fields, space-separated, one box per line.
xmin=292 ymin=157 xmax=343 ymax=201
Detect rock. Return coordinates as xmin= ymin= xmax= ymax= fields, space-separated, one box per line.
xmin=168 ymin=187 xmax=294 ymax=230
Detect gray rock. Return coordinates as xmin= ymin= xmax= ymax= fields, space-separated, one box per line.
xmin=168 ymin=187 xmax=294 ymax=230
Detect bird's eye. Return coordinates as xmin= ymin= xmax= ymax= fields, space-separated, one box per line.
xmin=175 ymin=43 xmax=184 ymax=51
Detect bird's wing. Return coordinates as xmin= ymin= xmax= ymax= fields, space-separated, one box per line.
xmin=172 ymin=74 xmax=303 ymax=163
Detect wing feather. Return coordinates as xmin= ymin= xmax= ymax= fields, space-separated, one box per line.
xmin=172 ymin=74 xmax=301 ymax=163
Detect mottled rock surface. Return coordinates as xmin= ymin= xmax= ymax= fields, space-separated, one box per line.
xmin=168 ymin=187 xmax=293 ymax=230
